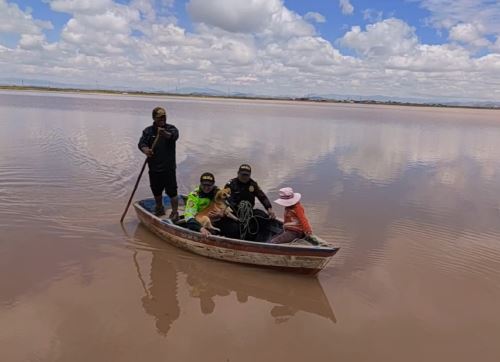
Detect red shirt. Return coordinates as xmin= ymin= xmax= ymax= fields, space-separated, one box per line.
xmin=283 ymin=202 xmax=312 ymax=235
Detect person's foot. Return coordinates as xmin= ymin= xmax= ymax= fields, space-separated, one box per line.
xmin=154 ymin=206 xmax=165 ymax=216
xmin=169 ymin=210 xmax=179 ymax=222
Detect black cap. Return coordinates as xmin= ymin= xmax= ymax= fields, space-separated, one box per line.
xmin=238 ymin=164 xmax=252 ymax=175
xmin=152 ymin=106 xmax=166 ymax=119
xmin=200 ymin=172 xmax=215 ymax=185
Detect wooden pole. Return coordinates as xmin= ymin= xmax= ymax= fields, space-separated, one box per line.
xmin=120 ymin=129 xmax=161 ymax=223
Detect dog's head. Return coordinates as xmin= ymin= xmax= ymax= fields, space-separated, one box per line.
xmin=215 ymin=188 xmax=231 ymax=202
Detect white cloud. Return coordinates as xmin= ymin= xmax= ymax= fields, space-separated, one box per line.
xmin=49 ymin=0 xmax=113 ymax=15
xmin=386 ymin=44 xmax=472 ymax=72
xmin=449 ymin=22 xmax=490 ymax=48
xmin=476 ymin=53 xmax=500 ymax=71
xmin=0 ymin=0 xmax=52 ymax=35
xmin=304 ymin=11 xmax=326 ymax=23
xmin=186 ymin=0 xmax=314 ymax=39
xmin=340 ymin=18 xmax=418 ymax=58
xmin=339 ymin=0 xmax=354 ymax=15
xmin=416 ymin=0 xmax=500 ymax=36
xmin=19 ymin=34 xmax=46 ymax=50
xmin=58 ymin=4 xmax=141 ymax=55
xmin=186 ymin=0 xmax=281 ymax=33
xmin=263 ymin=5 xmax=315 ymax=38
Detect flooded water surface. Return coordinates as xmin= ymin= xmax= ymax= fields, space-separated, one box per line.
xmin=1 ymin=91 xmax=500 ymax=361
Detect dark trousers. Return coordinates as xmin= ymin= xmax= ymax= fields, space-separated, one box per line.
xmin=241 ymin=209 xmax=270 ymax=242
xmin=269 ymin=230 xmax=304 ymax=244
xmin=149 ymin=169 xmax=177 ymax=198
xmin=213 ymin=218 xmax=240 ymax=239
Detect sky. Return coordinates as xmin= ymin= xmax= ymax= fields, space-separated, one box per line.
xmin=1 ymin=0 xmax=500 ymax=101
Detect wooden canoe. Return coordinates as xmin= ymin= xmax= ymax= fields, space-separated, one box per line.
xmin=133 ymin=196 xmax=339 ymax=275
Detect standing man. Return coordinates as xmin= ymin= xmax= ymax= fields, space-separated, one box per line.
xmin=138 ymin=106 xmax=179 ymax=219
xmin=224 ymin=164 xmax=275 ymax=240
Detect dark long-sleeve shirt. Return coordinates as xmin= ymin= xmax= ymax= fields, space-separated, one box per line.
xmin=138 ymin=124 xmax=179 ymax=172
xmin=224 ymin=178 xmax=272 ymax=210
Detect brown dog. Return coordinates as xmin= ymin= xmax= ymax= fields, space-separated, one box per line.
xmin=195 ymin=188 xmax=239 ymax=232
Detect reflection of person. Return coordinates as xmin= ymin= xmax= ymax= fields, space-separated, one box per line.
xmin=187 ymin=274 xmax=230 ymax=315
xmin=139 ymin=252 xmax=180 ymax=336
xmin=224 ymin=164 xmax=275 ymax=240
xmin=138 ymin=106 xmax=179 ymax=219
xmin=269 ymin=187 xmax=313 ymax=244
xmin=185 ymin=172 xmax=240 ymax=238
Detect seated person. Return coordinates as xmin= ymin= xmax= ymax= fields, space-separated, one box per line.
xmin=268 ymin=187 xmax=313 ymax=244
xmin=224 ymin=164 xmax=275 ymax=240
xmin=185 ymin=172 xmax=240 ymax=238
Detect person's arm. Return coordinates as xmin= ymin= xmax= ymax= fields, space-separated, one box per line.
xmin=138 ymin=129 xmax=153 ymax=156
xmin=184 ymin=193 xmax=211 ymax=235
xmin=184 ymin=192 xmax=199 ymax=221
xmin=254 ymin=182 xmax=275 ymax=218
xmin=295 ymin=204 xmax=312 ymax=235
xmin=164 ymin=124 xmax=179 ymax=142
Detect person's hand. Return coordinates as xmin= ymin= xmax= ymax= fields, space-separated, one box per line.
xmin=158 ymin=128 xmax=171 ymax=138
xmin=208 ymin=209 xmax=224 ymax=219
xmin=142 ymin=147 xmax=154 ymax=157
xmin=200 ymin=227 xmax=211 ymax=237
xmin=267 ymin=209 xmax=276 ymax=219
xmin=305 ymin=233 xmax=318 ymax=245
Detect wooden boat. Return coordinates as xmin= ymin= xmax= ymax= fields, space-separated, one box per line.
xmin=133 ymin=196 xmax=339 ymax=275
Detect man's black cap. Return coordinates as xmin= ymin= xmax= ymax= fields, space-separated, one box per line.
xmin=238 ymin=164 xmax=252 ymax=175
xmin=152 ymin=106 xmax=166 ymax=118
xmin=200 ymin=172 xmax=215 ymax=185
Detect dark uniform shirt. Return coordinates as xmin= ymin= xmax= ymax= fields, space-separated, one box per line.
xmin=138 ymin=124 xmax=179 ymax=172
xmin=224 ymin=178 xmax=272 ymax=210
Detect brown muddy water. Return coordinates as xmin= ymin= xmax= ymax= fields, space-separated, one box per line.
xmin=1 ymin=91 xmax=500 ymax=362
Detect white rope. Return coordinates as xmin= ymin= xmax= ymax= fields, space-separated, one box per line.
xmin=237 ymin=201 xmax=259 ymax=239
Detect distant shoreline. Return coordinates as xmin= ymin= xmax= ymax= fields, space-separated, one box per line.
xmin=1 ymin=85 xmax=499 ymax=110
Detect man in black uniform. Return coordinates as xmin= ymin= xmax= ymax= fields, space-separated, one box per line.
xmin=224 ymin=164 xmax=276 ymax=240
xmin=138 ymin=106 xmax=179 ymax=219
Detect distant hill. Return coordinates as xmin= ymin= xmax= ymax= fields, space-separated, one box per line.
xmin=173 ymin=87 xmax=226 ymax=96
xmin=306 ymin=93 xmax=500 ymax=108
xmin=1 ymin=77 xmax=499 ymax=108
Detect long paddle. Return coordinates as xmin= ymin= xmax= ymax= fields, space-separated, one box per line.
xmin=120 ymin=129 xmax=160 ymax=223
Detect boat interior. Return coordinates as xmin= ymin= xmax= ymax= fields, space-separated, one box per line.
xmin=137 ymin=196 xmax=326 ymax=246
xmin=139 ymin=196 xmax=288 ymax=243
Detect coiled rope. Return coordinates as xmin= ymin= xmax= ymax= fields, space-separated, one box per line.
xmin=237 ymin=201 xmax=260 ymax=239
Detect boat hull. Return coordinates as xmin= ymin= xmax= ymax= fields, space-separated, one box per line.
xmin=133 ymin=198 xmax=339 ymax=275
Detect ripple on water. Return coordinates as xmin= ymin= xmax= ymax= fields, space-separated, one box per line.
xmin=390 ymin=220 xmax=500 ymax=289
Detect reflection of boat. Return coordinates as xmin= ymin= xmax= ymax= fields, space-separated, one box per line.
xmin=134 ymin=196 xmax=339 ymax=275
xmin=181 ymin=254 xmax=337 ymax=323
xmin=132 ymin=224 xmax=336 ymax=335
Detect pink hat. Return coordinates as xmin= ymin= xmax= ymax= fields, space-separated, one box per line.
xmin=274 ymin=187 xmax=301 ymax=207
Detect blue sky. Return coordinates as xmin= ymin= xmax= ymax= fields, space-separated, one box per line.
xmin=1 ymin=0 xmax=500 ymax=101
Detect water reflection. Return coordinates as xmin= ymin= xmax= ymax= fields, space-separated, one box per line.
xmin=2 ymin=92 xmax=500 ymax=360
xmin=135 ymin=250 xmax=180 ymax=336
xmin=132 ymin=224 xmax=336 ymax=336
